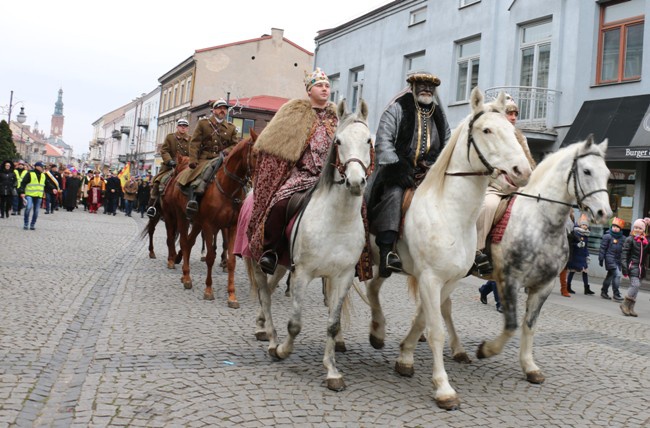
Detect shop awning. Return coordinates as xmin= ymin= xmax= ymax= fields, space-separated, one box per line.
xmin=561 ymin=94 xmax=650 ymax=160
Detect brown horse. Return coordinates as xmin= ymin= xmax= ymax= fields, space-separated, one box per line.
xmin=162 ymin=131 xmax=257 ymax=308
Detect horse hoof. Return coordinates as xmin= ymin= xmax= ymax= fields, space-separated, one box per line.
xmin=183 ymin=281 xmax=193 ymax=290
xmin=436 ymin=396 xmax=461 ymax=411
xmin=268 ymin=347 xmax=278 ymax=359
xmin=149 ymin=253 xmax=156 ymax=259
xmin=335 ymin=342 xmax=347 ymax=353
xmin=452 ymin=352 xmax=472 ymax=364
xmin=327 ymin=378 xmax=346 ymax=392
xmin=203 ymin=293 xmax=215 ymax=301
xmin=369 ymin=334 xmax=384 ymax=350
xmin=227 ymin=300 xmax=240 ymax=309
xmin=394 ymin=361 xmax=414 ymax=377
xmin=255 ymin=331 xmax=268 ymax=342
xmin=526 ymin=371 xmax=545 ymax=384
xmin=167 ymin=263 xmax=175 ymax=269
xmin=418 ymin=334 xmax=427 ymax=342
xmin=476 ymin=341 xmax=488 ymax=359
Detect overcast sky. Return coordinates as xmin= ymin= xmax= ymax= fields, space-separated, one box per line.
xmin=1 ymin=0 xmax=390 ymax=156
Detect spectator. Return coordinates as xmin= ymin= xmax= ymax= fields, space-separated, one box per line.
xmin=104 ymin=171 xmax=122 ymax=215
xmin=123 ymin=176 xmax=138 ymax=217
xmin=567 ymin=217 xmax=594 ymax=295
xmin=137 ymin=177 xmax=151 ymax=218
xmin=63 ymin=169 xmax=82 ymax=212
xmin=599 ymin=217 xmax=625 ymax=302
xmin=620 ymin=217 xmax=650 ymax=317
xmin=44 ymin=164 xmax=61 ymax=214
xmin=12 ymin=161 xmax=28 ymax=215
xmin=18 ymin=161 xmax=46 ymax=230
xmin=0 ymin=160 xmax=17 ymax=218
xmin=479 ymin=280 xmax=502 ymax=312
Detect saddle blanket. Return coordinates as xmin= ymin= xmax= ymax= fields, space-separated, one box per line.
xmin=490 ymin=196 xmax=516 ymax=245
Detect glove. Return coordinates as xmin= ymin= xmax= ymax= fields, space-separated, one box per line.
xmin=189 ymin=162 xmax=197 ymax=169
xmin=396 ymin=174 xmax=415 ymax=189
xmin=167 ymin=160 xmax=177 ymax=168
xmin=383 ymin=158 xmax=415 ymax=189
xmin=599 ymin=259 xmax=603 ymax=267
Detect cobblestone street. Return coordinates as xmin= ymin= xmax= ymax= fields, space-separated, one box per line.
xmin=1 ymin=210 xmax=649 ymax=427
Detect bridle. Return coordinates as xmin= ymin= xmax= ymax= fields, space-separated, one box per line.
xmin=513 ymin=151 xmax=609 ymax=212
xmin=215 ymin=138 xmax=254 ymax=207
xmin=445 ymin=110 xmax=500 ymax=178
xmin=332 ymin=120 xmax=375 ymax=185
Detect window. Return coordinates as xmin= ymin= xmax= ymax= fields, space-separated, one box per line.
xmin=350 ymin=67 xmax=364 ymax=113
xmin=405 ymin=51 xmax=427 ymax=76
xmin=185 ymin=79 xmax=192 ymax=103
xmin=455 ymin=39 xmax=480 ymax=102
xmin=519 ymin=20 xmax=552 ymax=120
xmin=173 ymin=84 xmax=179 ymax=106
xmin=409 ymin=7 xmax=427 ymax=25
xmin=328 ymin=74 xmax=340 ymax=103
xmin=597 ymin=0 xmax=644 ymax=84
xmin=162 ymin=92 xmax=167 ymax=112
xmin=180 ymin=80 xmax=186 ymax=105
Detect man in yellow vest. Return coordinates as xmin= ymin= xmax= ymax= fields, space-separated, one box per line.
xmin=12 ymin=160 xmax=28 ymax=215
xmin=19 ymin=161 xmax=47 ymax=230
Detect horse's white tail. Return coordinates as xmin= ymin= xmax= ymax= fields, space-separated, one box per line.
xmin=245 ymin=257 xmax=259 ymax=299
xmin=407 ymin=276 xmax=419 ymax=300
xmin=323 ymin=277 xmax=353 ymax=331
xmin=352 ymin=279 xmax=370 ymax=306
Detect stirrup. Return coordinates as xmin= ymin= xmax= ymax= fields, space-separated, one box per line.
xmin=186 ymin=200 xmax=198 ymax=218
xmin=146 ymin=206 xmax=157 ymax=218
xmin=474 ymin=252 xmax=493 ymax=275
xmin=259 ymin=251 xmax=278 ymax=275
xmin=385 ymin=251 xmax=403 ymax=272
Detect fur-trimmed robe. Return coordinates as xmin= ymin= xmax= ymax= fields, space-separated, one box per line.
xmin=247 ymin=99 xmax=337 ymax=261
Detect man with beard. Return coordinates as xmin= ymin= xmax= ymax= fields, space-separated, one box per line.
xmin=366 ymin=71 xmax=450 ymax=277
xmin=104 ymin=171 xmax=122 ymax=215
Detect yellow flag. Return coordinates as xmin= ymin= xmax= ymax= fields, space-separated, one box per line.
xmin=118 ymin=163 xmax=130 ymax=189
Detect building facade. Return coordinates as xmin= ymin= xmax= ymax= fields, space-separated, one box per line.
xmin=315 ymin=0 xmax=650 ymax=253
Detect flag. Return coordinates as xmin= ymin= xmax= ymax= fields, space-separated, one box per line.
xmin=118 ymin=163 xmax=130 ymax=189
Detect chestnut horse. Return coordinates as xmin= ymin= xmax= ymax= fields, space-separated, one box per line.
xmin=162 ymin=131 xmax=257 ymax=308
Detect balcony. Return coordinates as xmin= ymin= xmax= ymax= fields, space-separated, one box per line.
xmin=137 ymin=118 xmax=149 ymax=128
xmin=120 ymin=126 xmax=131 ymax=135
xmin=111 ymin=130 xmax=122 ymax=139
xmin=96 ymin=138 xmax=105 ymax=145
xmin=484 ymin=86 xmax=561 ymax=132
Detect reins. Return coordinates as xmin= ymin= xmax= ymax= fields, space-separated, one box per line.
xmin=332 ymin=120 xmax=375 ymax=184
xmin=214 ymin=139 xmax=254 ymax=226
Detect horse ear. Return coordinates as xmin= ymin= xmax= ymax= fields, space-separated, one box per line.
xmin=598 ymin=137 xmax=608 ymax=153
xmin=249 ymin=128 xmax=258 ymax=141
xmin=584 ymin=133 xmax=595 ymax=149
xmin=337 ymin=99 xmax=348 ymax=119
xmin=495 ymin=91 xmax=506 ymax=110
xmin=358 ymin=99 xmax=369 ymax=121
xmin=470 ymin=87 xmax=484 ymax=113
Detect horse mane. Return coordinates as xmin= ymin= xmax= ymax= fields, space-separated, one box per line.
xmin=521 ymin=142 xmax=580 ymax=190
xmin=418 ymin=114 xmax=465 ymax=195
xmin=316 ymin=113 xmax=363 ymax=191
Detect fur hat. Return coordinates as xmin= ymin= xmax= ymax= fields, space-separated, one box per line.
xmin=406 ymin=71 xmax=441 ymax=86
xmin=304 ymin=67 xmax=329 ymax=92
xmin=505 ymin=99 xmax=519 ymax=114
xmin=611 ymin=217 xmax=625 ymax=228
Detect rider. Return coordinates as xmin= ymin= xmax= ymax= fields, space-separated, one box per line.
xmin=473 ymin=97 xmax=536 ymax=274
xmin=176 ymin=99 xmax=238 ymax=218
xmin=146 ymin=118 xmax=191 ymax=218
xmin=247 ymin=67 xmax=338 ymax=275
xmin=366 ymin=71 xmax=450 ymax=277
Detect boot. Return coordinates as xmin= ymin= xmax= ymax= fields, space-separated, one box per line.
xmin=612 ymin=291 xmax=624 ymax=302
xmin=620 ymin=296 xmax=634 ymax=316
xmin=185 ymin=187 xmax=198 ymax=219
xmin=584 ymin=285 xmax=595 ymax=295
xmin=600 ymin=291 xmax=611 ymax=300
xmin=259 ymin=250 xmax=278 ymax=275
xmin=559 ymin=269 xmax=570 ymax=297
xmin=567 ymin=284 xmax=576 ymax=294
xmin=146 ymin=197 xmax=157 ymax=218
xmin=378 ymin=244 xmax=402 ymax=278
xmin=474 ymin=251 xmax=493 ymax=276
xmin=628 ymin=297 xmax=638 ymax=317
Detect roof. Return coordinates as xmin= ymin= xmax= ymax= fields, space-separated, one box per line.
xmin=196 ymin=34 xmax=313 ymax=56
xmin=315 ymin=0 xmax=402 ymax=40
xmin=45 ymin=143 xmax=65 ymax=157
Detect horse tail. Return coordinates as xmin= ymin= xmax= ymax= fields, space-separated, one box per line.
xmin=139 ymin=216 xmax=158 ymax=240
xmin=407 ymin=275 xmax=419 ymax=301
xmin=245 ymin=257 xmax=259 ymax=298
xmin=323 ymin=277 xmax=353 ymax=332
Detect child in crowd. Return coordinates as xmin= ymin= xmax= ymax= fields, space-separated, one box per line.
xmin=598 ymin=217 xmax=625 ymax=302
xmin=567 ymin=217 xmax=594 ymax=295
xmin=620 ymin=217 xmax=650 ymax=317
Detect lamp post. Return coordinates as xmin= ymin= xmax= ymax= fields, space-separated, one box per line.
xmin=2 ymin=90 xmax=26 ymax=124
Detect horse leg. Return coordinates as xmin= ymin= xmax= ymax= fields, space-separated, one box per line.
xmin=366 ymin=275 xmax=387 ymax=349
xmin=441 ymin=296 xmax=471 ymax=363
xmin=323 ymin=272 xmax=355 ymax=391
xmin=148 ymin=217 xmax=159 ymax=259
xmin=224 ymin=226 xmax=239 ymax=308
xmin=165 ymin=216 xmax=177 ymax=269
xmin=179 ymin=220 xmax=193 ymax=289
xmin=519 ymin=282 xmax=553 ymax=384
xmin=220 ymin=229 xmax=228 ymax=271
xmin=200 ymin=237 xmax=206 ymax=262
xmin=275 ymin=269 xmax=311 ymax=360
xmin=414 ymin=271 xmax=460 ymax=411
xmin=253 ymin=263 xmax=280 ymax=356
xmin=477 ymin=276 xmax=519 ymax=359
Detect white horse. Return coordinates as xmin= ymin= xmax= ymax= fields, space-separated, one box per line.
xmin=365 ymin=87 xmax=532 ymax=410
xmin=246 ymin=99 xmax=373 ymax=391
xmin=475 ymin=135 xmax=611 ymax=380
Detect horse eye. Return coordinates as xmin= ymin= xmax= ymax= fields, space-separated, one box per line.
xmin=583 ymin=169 xmax=591 ymax=176
xmin=367 ymin=138 xmax=372 ymax=144
xmin=335 ymin=138 xmax=341 ymax=145
xmin=483 ymin=128 xmax=492 ymax=134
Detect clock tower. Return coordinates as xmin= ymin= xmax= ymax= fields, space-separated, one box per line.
xmin=50 ymin=88 xmax=64 ymax=138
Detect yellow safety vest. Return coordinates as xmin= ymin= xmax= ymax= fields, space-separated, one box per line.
xmin=25 ymin=172 xmax=46 ymax=198
xmin=14 ymin=169 xmax=27 ymax=188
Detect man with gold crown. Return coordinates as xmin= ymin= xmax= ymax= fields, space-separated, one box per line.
xmin=366 ymin=71 xmax=450 ymax=278
xmin=247 ymin=67 xmax=338 ymax=274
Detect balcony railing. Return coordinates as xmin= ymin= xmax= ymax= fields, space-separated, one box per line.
xmin=111 ymin=130 xmax=122 ymax=139
xmin=120 ymin=126 xmax=131 ymax=135
xmin=137 ymin=118 xmax=149 ymax=128
xmin=484 ymin=86 xmax=561 ymax=131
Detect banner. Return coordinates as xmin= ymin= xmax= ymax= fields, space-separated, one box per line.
xmin=118 ymin=163 xmax=130 ymax=189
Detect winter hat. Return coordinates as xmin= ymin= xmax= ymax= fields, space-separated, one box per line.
xmin=633 ymin=218 xmax=647 ymax=232
xmin=611 ymin=217 xmax=625 ymax=228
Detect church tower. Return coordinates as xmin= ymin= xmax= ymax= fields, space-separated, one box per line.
xmin=50 ymin=88 xmax=64 ymax=138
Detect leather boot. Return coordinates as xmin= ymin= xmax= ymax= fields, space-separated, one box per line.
xmin=559 ymin=269 xmax=570 ymax=297
xmin=185 ymin=187 xmax=198 ymax=219
xmin=620 ymin=296 xmax=634 ymax=316
xmin=628 ymin=297 xmax=638 ymax=317
xmin=378 ymin=244 xmax=402 ymax=278
xmin=474 ymin=251 xmax=493 ymax=276
xmin=584 ymin=284 xmax=595 ymax=295
xmin=259 ymin=250 xmax=278 ymax=275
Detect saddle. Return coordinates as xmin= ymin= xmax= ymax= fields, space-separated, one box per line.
xmin=177 ymin=157 xmax=223 ymax=197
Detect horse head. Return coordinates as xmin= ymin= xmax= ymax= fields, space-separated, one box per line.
xmin=568 ymin=134 xmax=612 ymax=224
xmin=467 ymin=87 xmax=532 ymax=188
xmin=224 ymin=130 xmax=258 ymax=184
xmin=329 ymin=99 xmax=373 ymax=196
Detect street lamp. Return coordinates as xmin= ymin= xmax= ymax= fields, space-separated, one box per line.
xmin=2 ymin=90 xmax=25 ymax=124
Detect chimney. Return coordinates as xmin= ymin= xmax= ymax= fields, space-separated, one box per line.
xmin=271 ymin=28 xmax=284 ymax=42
